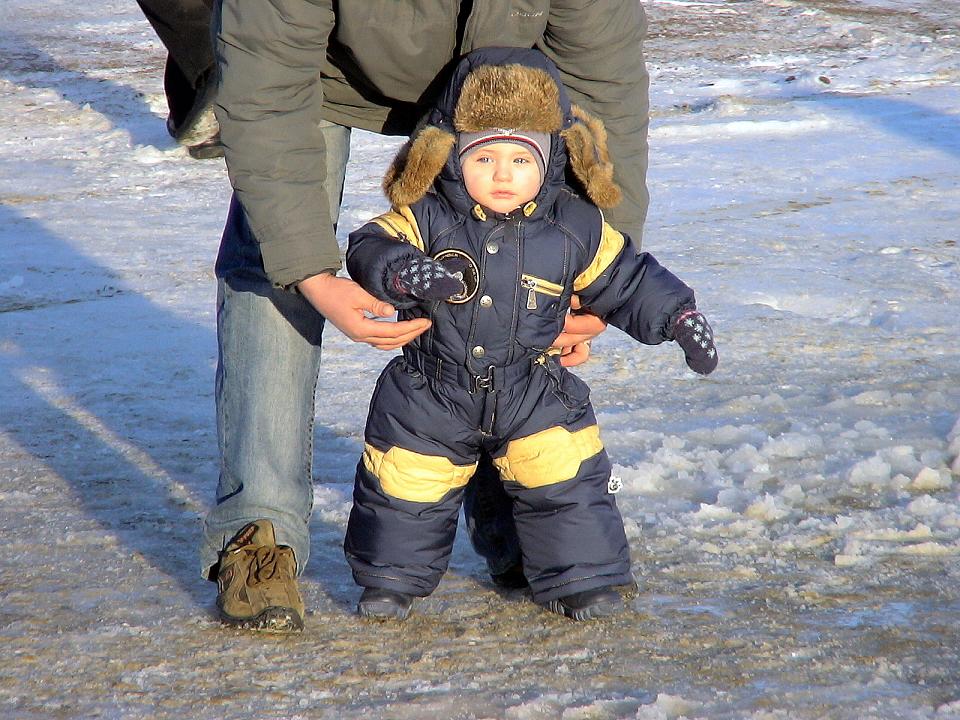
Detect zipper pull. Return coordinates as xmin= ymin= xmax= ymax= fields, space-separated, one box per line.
xmin=522 ymin=278 xmax=537 ymax=310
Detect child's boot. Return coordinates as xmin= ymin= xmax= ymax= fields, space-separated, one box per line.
xmin=547 ymin=586 xmax=623 ymax=621
xmin=358 ymin=587 xmax=414 ymax=620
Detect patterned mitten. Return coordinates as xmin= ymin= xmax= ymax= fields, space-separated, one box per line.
xmin=390 ymin=253 xmax=466 ymax=302
xmin=672 ymin=309 xmax=718 ymax=375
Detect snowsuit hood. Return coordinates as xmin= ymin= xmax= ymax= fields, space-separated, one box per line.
xmin=383 ymin=47 xmax=622 ymax=215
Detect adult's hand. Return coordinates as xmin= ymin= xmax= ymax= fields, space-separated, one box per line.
xmin=551 ymin=295 xmax=607 ymax=367
xmin=298 ymin=273 xmax=431 ymax=351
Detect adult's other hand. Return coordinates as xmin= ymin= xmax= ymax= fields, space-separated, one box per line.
xmin=552 ymin=295 xmax=607 ymax=367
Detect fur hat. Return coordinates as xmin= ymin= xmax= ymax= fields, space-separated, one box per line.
xmin=383 ymin=49 xmax=622 ymax=209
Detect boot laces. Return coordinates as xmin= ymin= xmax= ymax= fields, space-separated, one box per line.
xmin=247 ymin=546 xmax=292 ymax=586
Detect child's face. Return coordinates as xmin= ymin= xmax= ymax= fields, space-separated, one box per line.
xmin=461 ymin=142 xmax=542 ymax=214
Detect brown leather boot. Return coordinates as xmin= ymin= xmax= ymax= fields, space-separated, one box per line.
xmin=215 ymin=520 xmax=304 ymax=633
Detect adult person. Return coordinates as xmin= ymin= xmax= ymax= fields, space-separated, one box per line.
xmin=136 ymin=0 xmax=223 ymax=158
xmin=203 ymin=0 xmax=652 ymax=633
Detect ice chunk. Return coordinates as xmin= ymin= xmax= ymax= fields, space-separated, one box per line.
xmin=898 ymin=542 xmax=954 ymax=556
xmin=723 ymin=443 xmax=763 ymax=473
xmin=853 ymin=420 xmax=892 ymax=438
xmin=851 ymin=390 xmax=892 ymax=406
xmin=782 ymin=483 xmax=806 ymax=505
xmin=910 ymin=467 xmax=952 ymax=492
xmin=622 ymin=516 xmax=642 ymax=541
xmin=716 ymin=487 xmax=751 ymax=512
xmin=694 ymin=503 xmax=738 ymax=521
xmin=745 ymin=493 xmax=791 ymax=522
xmin=620 ymin=462 xmax=667 ymax=494
xmin=907 ymin=496 xmax=948 ymax=517
xmin=848 ymin=455 xmax=892 ymax=487
xmin=696 ymin=423 xmax=767 ymax=447
xmin=761 ymin=432 xmax=824 ymax=460
xmin=855 ymin=524 xmax=932 ymax=542
xmin=635 ymin=694 xmax=702 ymax=720
xmin=879 ymin=445 xmax=922 ymax=477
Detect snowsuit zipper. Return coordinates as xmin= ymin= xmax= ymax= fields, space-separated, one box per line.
xmin=521 ymin=274 xmax=564 ymax=310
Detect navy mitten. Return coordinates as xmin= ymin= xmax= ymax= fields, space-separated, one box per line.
xmin=389 ymin=253 xmax=466 ymax=302
xmin=672 ymin=310 xmax=718 ymax=375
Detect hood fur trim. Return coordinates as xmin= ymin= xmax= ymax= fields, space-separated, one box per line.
xmin=453 ymin=65 xmax=564 ymax=133
xmin=383 ymin=68 xmax=623 ymax=208
xmin=561 ymin=105 xmax=622 ymax=209
xmin=383 ymin=126 xmax=456 ymax=207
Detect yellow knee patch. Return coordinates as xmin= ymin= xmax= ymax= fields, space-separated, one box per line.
xmin=362 ymin=443 xmax=477 ymax=503
xmin=493 ymin=425 xmax=604 ymax=488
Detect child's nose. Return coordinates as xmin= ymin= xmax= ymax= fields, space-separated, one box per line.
xmin=493 ymin=162 xmax=512 ymax=181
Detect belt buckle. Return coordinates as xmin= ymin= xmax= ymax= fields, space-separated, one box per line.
xmin=471 ymin=365 xmax=495 ymax=393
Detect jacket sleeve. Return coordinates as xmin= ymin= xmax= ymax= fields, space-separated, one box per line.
xmin=538 ymin=0 xmax=650 ymax=245
xmin=214 ymin=0 xmax=339 ymax=287
xmin=575 ymin=222 xmax=696 ymax=345
xmin=346 ymin=206 xmax=429 ymax=309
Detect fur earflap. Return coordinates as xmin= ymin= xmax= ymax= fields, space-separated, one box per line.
xmin=454 ymin=65 xmax=563 ymax=134
xmin=383 ymin=126 xmax=456 ymax=206
xmin=561 ymin=105 xmax=622 ymax=209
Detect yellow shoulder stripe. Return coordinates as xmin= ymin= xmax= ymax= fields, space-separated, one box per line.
xmin=371 ymin=205 xmax=425 ymax=252
xmin=573 ymin=222 xmax=625 ymax=292
xmin=493 ymin=424 xmax=604 ymax=488
xmin=362 ymin=443 xmax=476 ymax=503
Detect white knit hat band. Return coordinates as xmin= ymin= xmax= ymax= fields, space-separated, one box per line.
xmin=457 ymin=130 xmax=550 ymax=180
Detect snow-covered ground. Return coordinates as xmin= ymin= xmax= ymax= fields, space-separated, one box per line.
xmin=1 ymin=1 xmax=959 ymax=718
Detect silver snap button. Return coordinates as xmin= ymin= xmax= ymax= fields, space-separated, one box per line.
xmin=485 ymin=242 xmax=499 ymax=255
xmin=479 ymin=295 xmax=493 ymax=308
xmin=471 ymin=345 xmax=486 ymax=358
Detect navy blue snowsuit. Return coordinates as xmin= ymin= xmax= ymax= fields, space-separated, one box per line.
xmin=344 ymin=48 xmax=695 ymax=603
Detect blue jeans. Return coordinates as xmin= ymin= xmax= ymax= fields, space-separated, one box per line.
xmin=200 ymin=121 xmax=521 ymax=579
xmin=200 ymin=121 xmax=350 ymax=577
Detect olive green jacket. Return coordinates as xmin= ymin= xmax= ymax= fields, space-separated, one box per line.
xmin=214 ymin=0 xmax=650 ymax=287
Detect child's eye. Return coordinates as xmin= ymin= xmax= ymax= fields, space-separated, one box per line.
xmin=514 ymin=157 xmax=529 ymax=164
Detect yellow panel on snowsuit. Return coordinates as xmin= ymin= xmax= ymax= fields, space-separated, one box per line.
xmin=370 ymin=206 xmax=425 ymax=252
xmin=492 ymin=425 xmax=604 ymax=488
xmin=573 ymin=222 xmax=625 ymax=291
xmin=363 ymin=443 xmax=477 ymax=503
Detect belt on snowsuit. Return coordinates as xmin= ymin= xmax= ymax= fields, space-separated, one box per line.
xmin=402 ymin=348 xmax=544 ymax=394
